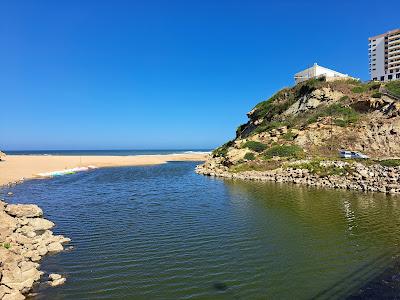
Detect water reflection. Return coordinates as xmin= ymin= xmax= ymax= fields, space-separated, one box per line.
xmin=223 ymin=179 xmax=400 ymax=298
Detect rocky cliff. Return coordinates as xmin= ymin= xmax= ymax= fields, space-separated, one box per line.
xmin=197 ymin=79 xmax=400 ymax=194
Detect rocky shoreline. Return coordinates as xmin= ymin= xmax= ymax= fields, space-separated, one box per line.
xmin=196 ymin=159 xmax=400 ymax=194
xmin=0 ymin=199 xmax=70 ymax=300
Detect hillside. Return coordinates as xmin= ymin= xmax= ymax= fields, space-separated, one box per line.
xmin=197 ymin=79 xmax=400 ymax=194
xmin=212 ymin=78 xmax=400 ymax=166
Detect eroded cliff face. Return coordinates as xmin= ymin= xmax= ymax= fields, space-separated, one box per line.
xmin=212 ymin=79 xmax=400 ymax=167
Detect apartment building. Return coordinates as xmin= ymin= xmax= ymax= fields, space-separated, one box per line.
xmin=369 ymin=28 xmax=400 ymax=81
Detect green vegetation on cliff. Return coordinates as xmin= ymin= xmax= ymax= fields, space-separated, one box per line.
xmin=212 ymin=77 xmax=400 ymax=165
xmin=386 ymin=81 xmax=400 ymax=98
xmin=264 ymin=145 xmax=304 ymax=159
xmin=242 ymin=141 xmax=268 ymax=152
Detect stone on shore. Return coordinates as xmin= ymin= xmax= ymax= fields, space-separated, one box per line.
xmin=0 ymin=200 xmax=70 ymax=299
xmin=46 ymin=242 xmax=64 ymax=253
xmin=5 ymin=205 xmax=43 ymax=218
xmin=2 ymin=291 xmax=25 ymax=300
xmin=196 ymin=159 xmax=400 ymax=195
xmin=48 ymin=274 xmax=66 ymax=287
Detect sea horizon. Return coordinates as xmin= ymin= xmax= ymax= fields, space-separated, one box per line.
xmin=4 ymin=149 xmax=212 ymax=156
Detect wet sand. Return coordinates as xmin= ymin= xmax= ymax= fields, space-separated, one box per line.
xmin=0 ymin=154 xmax=208 ymax=186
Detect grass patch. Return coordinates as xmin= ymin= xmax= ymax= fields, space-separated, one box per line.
xmin=243 ymin=152 xmax=255 ymax=161
xmin=306 ymin=103 xmax=359 ymax=126
xmin=264 ymin=145 xmax=304 ymax=159
xmin=351 ymin=81 xmax=381 ymax=94
xmin=282 ymin=130 xmax=297 ymax=141
xmin=351 ymin=86 xmax=365 ymax=93
xmin=386 ymin=81 xmax=400 ymax=98
xmin=252 ymin=121 xmax=290 ymax=135
xmin=378 ymin=159 xmax=400 ymax=167
xmin=242 ymin=141 xmax=268 ymax=152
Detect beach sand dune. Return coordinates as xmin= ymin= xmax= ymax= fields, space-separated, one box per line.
xmin=0 ymin=154 xmax=208 ymax=186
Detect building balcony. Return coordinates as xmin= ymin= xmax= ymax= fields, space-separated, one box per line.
xmin=388 ymin=64 xmax=400 ymax=70
xmin=388 ymin=45 xmax=400 ymax=53
xmin=388 ymin=31 xmax=400 ymax=38
xmin=388 ymin=61 xmax=400 ymax=68
xmin=388 ymin=42 xmax=400 ymax=49
xmin=388 ymin=53 xmax=400 ymax=61
xmin=389 ymin=48 xmax=400 ymax=56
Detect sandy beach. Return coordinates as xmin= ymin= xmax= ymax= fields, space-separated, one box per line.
xmin=0 ymin=154 xmax=208 ymax=186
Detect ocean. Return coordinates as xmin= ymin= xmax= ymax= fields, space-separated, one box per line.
xmin=4 ymin=150 xmax=211 ymax=156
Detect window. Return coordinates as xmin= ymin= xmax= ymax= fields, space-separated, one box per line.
xmin=388 ymin=75 xmax=393 ymax=80
xmin=373 ymin=77 xmax=377 ymax=80
xmin=397 ymin=74 xmax=400 ymax=79
xmin=381 ymin=76 xmax=385 ymax=81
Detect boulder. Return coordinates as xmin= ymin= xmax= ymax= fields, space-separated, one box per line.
xmin=5 ymin=205 xmax=43 ymax=218
xmin=48 ymin=276 xmax=66 ymax=287
xmin=27 ymin=218 xmax=54 ymax=231
xmin=47 ymin=242 xmax=63 ymax=253
xmin=2 ymin=290 xmax=25 ymax=300
xmin=1 ymin=266 xmax=33 ymax=291
xmin=0 ymin=211 xmax=18 ymax=231
xmin=0 ymin=285 xmax=12 ymax=298
xmin=48 ymin=273 xmax=62 ymax=281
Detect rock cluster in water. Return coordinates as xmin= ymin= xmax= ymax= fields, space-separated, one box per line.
xmin=196 ymin=159 xmax=400 ymax=194
xmin=0 ymin=199 xmax=70 ymax=300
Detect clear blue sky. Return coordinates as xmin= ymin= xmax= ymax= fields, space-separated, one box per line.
xmin=1 ymin=0 xmax=399 ymax=150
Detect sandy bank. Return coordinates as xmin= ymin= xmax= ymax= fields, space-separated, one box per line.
xmin=0 ymin=154 xmax=208 ymax=186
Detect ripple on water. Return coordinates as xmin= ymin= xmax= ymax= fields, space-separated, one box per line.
xmin=2 ymin=162 xmax=400 ymax=300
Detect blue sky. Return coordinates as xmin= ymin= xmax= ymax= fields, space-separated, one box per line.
xmin=1 ymin=0 xmax=399 ymax=150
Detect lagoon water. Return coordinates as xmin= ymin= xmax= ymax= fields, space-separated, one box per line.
xmin=3 ymin=161 xmax=400 ymax=299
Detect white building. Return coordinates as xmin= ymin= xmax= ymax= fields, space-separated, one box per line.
xmin=294 ymin=63 xmax=352 ymax=84
xmin=369 ymin=28 xmax=400 ymax=82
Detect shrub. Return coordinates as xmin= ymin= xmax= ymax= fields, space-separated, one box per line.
xmin=244 ymin=152 xmax=255 ymax=161
xmin=368 ymin=82 xmax=381 ymax=90
xmin=212 ymin=141 xmax=233 ymax=157
xmin=378 ymin=159 xmax=400 ymax=167
xmin=339 ymin=95 xmax=349 ymax=102
xmin=3 ymin=243 xmax=11 ymax=249
xmin=306 ymin=103 xmax=359 ymax=126
xmin=264 ymin=145 xmax=304 ymax=159
xmin=282 ymin=131 xmax=296 ymax=141
xmin=351 ymin=86 xmax=366 ymax=93
xmin=242 ymin=141 xmax=268 ymax=152
xmin=351 ymin=82 xmax=380 ymax=94
xmin=252 ymin=121 xmax=290 ymax=135
xmin=236 ymin=123 xmax=247 ymax=137
xmin=371 ymin=92 xmax=382 ymax=98
xmin=386 ymin=81 xmax=400 ymax=98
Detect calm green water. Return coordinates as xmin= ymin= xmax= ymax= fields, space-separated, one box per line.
xmin=3 ymin=162 xmax=400 ymax=299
